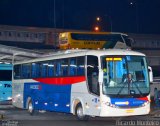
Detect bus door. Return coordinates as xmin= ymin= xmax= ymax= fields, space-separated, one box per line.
xmin=86 ymin=56 xmax=100 ymax=116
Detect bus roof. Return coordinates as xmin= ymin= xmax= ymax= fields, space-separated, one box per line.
xmin=14 ymin=49 xmax=145 ymax=65
xmin=0 ymin=63 xmax=12 ymax=70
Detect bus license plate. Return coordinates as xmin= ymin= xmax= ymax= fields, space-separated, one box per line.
xmin=126 ymin=109 xmax=134 ymax=113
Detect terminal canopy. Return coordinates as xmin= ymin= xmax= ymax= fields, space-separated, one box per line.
xmin=0 ymin=44 xmax=45 ymax=64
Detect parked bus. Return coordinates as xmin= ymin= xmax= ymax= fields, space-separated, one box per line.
xmin=12 ymin=49 xmax=151 ymax=120
xmin=0 ymin=64 xmax=12 ymax=104
xmin=59 ymin=32 xmax=132 ymax=50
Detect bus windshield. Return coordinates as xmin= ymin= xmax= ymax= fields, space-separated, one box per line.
xmin=71 ymin=33 xmax=123 ymax=42
xmin=101 ymin=55 xmax=149 ymax=97
xmin=0 ymin=70 xmax=12 ymax=81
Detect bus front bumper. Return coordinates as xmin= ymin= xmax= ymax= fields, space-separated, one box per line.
xmin=100 ymin=104 xmax=150 ymax=117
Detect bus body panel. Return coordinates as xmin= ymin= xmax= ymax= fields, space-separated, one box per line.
xmin=12 ymin=79 xmax=26 ymax=108
xmin=71 ymin=82 xmax=101 ymax=116
xmin=13 ymin=76 xmax=88 ymax=113
xmin=0 ymin=64 xmax=12 ymax=103
xmin=23 ymin=82 xmax=71 ymax=113
xmin=12 ymin=77 xmax=101 ymax=116
xmin=0 ymin=81 xmax=12 ymax=102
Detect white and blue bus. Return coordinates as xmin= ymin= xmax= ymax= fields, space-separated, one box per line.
xmin=0 ymin=64 xmax=12 ymax=104
xmin=12 ymin=49 xmax=151 ymax=120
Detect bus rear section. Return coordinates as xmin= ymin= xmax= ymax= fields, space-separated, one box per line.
xmin=0 ymin=64 xmax=12 ymax=104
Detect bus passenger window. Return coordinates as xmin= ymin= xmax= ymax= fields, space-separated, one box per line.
xmin=69 ymin=58 xmax=77 ymax=76
xmin=31 ymin=63 xmax=40 ymax=78
xmin=48 ymin=61 xmax=55 ymax=77
xmin=56 ymin=60 xmax=62 ymax=76
xmin=14 ymin=65 xmax=21 ymax=79
xmin=61 ymin=59 xmax=69 ymax=76
xmin=41 ymin=62 xmax=48 ymax=77
xmin=22 ymin=64 xmax=31 ymax=79
xmin=77 ymin=57 xmax=85 ymax=76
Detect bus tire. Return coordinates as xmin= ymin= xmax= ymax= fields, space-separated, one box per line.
xmin=28 ymin=99 xmax=34 ymax=115
xmin=75 ymin=103 xmax=89 ymax=121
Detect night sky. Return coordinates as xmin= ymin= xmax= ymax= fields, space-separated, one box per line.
xmin=0 ymin=0 xmax=160 ymax=34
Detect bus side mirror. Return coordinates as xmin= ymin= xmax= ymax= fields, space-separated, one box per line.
xmin=99 ymin=69 xmax=103 ymax=84
xmin=148 ymin=66 xmax=153 ymax=83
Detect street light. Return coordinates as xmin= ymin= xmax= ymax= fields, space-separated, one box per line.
xmin=96 ymin=17 xmax=100 ymax=22
xmin=94 ymin=17 xmax=101 ymax=32
xmin=96 ymin=15 xmax=113 ymax=32
xmin=94 ymin=26 xmax=100 ymax=32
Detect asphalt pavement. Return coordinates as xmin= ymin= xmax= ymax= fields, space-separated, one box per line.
xmin=0 ymin=102 xmax=160 ymax=126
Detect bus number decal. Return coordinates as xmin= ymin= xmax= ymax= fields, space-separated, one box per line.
xmin=84 ymin=41 xmax=100 ymax=45
xmin=30 ymin=85 xmax=41 ymax=90
xmin=4 ymin=84 xmax=12 ymax=88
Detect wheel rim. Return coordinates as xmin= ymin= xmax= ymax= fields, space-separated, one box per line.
xmin=77 ymin=106 xmax=84 ymax=118
xmin=28 ymin=102 xmax=33 ymax=113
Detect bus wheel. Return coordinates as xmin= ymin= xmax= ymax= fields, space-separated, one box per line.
xmin=75 ymin=103 xmax=89 ymax=121
xmin=28 ymin=99 xmax=34 ymax=115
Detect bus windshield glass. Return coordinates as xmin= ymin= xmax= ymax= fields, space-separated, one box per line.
xmin=71 ymin=33 xmax=124 ymax=42
xmin=0 ymin=70 xmax=12 ymax=81
xmin=101 ymin=55 xmax=149 ymax=97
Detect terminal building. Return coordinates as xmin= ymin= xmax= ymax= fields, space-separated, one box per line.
xmin=0 ymin=25 xmax=160 ymax=77
xmin=129 ymin=33 xmax=160 ymax=77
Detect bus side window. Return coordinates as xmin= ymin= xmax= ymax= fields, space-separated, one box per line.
xmin=56 ymin=60 xmax=62 ymax=76
xmin=48 ymin=61 xmax=55 ymax=77
xmin=77 ymin=57 xmax=85 ymax=76
xmin=41 ymin=62 xmax=48 ymax=77
xmin=69 ymin=58 xmax=77 ymax=76
xmin=61 ymin=58 xmax=69 ymax=76
xmin=31 ymin=63 xmax=40 ymax=78
xmin=14 ymin=65 xmax=21 ymax=79
xmin=22 ymin=64 xmax=31 ymax=79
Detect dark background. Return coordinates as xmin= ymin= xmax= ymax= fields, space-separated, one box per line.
xmin=0 ymin=0 xmax=160 ymax=34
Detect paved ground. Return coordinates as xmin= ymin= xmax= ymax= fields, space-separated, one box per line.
xmin=0 ymin=101 xmax=160 ymax=126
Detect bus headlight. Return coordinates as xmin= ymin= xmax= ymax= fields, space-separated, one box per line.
xmin=7 ymin=97 xmax=12 ymax=100
xmin=102 ymin=101 xmax=117 ymax=108
xmin=105 ymin=102 xmax=111 ymax=106
xmin=142 ymin=101 xmax=149 ymax=107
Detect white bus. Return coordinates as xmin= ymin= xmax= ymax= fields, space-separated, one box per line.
xmin=12 ymin=49 xmax=151 ymax=120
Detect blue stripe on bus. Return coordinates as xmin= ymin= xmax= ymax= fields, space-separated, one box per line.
xmin=110 ymin=98 xmax=146 ymax=107
xmin=23 ymin=82 xmax=71 ymax=113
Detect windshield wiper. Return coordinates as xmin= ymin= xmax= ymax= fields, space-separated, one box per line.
xmin=116 ymin=82 xmax=128 ymax=97
xmin=116 ymin=82 xmax=143 ymax=97
xmin=131 ymin=82 xmax=143 ymax=97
